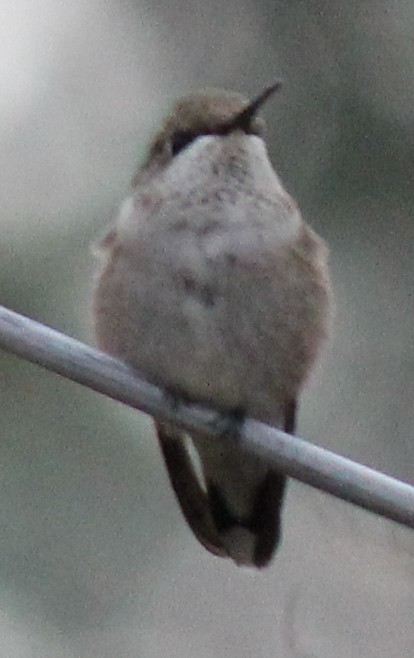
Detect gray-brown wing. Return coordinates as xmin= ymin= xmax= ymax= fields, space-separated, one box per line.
xmin=156 ymin=420 xmax=227 ymax=558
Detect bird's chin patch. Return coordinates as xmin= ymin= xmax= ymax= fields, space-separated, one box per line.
xmin=221 ymin=526 xmax=256 ymax=567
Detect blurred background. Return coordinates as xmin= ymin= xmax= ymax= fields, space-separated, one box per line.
xmin=1 ymin=0 xmax=414 ymax=656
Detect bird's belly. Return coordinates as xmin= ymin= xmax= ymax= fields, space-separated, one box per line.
xmin=94 ymin=232 xmax=323 ymax=424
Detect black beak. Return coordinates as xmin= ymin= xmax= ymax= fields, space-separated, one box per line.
xmin=222 ymin=80 xmax=282 ymax=133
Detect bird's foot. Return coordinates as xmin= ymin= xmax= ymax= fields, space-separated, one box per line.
xmin=208 ymin=408 xmax=245 ymax=440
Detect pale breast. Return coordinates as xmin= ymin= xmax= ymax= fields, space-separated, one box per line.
xmin=93 ymin=135 xmax=331 ymax=423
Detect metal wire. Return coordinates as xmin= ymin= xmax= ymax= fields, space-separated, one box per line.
xmin=1 ymin=303 xmax=414 ymax=530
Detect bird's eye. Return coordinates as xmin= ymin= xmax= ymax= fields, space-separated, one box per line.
xmin=170 ymin=130 xmax=196 ymax=156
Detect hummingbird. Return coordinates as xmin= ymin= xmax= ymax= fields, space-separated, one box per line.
xmin=92 ymin=82 xmax=331 ymax=567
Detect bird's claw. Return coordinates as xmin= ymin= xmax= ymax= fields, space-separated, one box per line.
xmin=208 ymin=408 xmax=245 ymax=440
